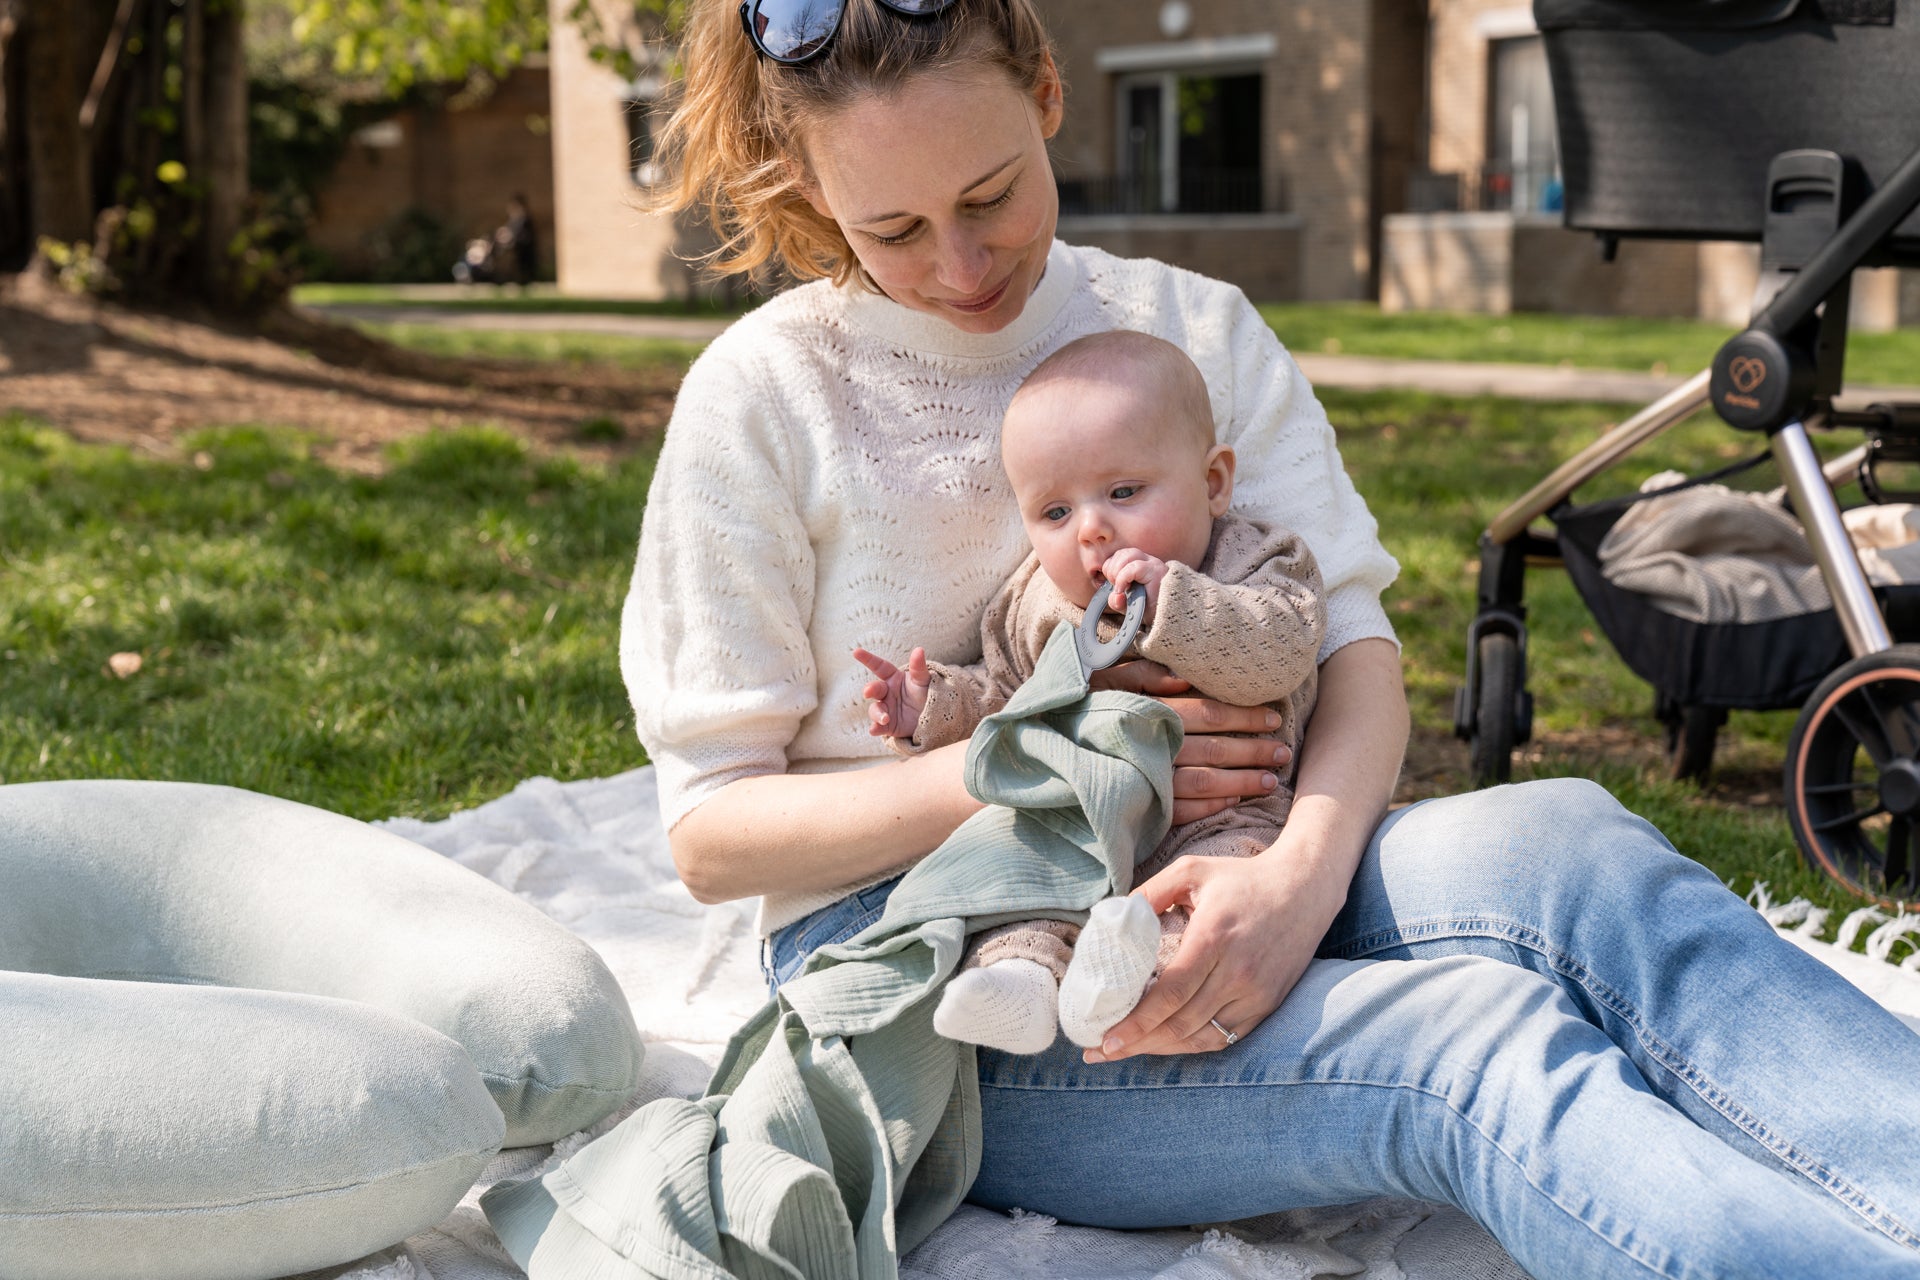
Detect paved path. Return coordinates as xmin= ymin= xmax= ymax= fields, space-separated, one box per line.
xmin=307 ymin=304 xmax=732 ymax=344
xmin=307 ymin=302 xmax=1920 ymax=405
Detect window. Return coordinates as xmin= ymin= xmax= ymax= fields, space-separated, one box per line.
xmin=623 ymin=98 xmax=659 ymax=187
xmin=1486 ymin=35 xmax=1560 ymax=214
xmin=622 ymin=72 xmax=667 ymax=188
xmin=1114 ymin=70 xmax=1263 ymax=214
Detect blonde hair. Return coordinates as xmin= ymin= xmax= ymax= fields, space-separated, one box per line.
xmin=649 ymin=0 xmax=1057 ymax=288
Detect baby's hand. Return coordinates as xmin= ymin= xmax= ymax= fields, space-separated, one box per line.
xmin=853 ymin=646 xmax=932 ymax=740
xmin=1101 ymin=549 xmax=1170 ymax=622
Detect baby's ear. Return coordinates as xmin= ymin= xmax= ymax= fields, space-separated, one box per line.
xmin=1204 ymin=444 xmax=1236 ymax=515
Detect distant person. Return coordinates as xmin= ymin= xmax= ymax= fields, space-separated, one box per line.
xmin=503 ymin=194 xmax=539 ymax=285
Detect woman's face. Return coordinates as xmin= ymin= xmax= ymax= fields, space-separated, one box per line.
xmin=801 ymin=63 xmax=1063 ymax=334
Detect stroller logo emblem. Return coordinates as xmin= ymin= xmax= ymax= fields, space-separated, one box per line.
xmin=1729 ymin=356 xmax=1769 ymax=394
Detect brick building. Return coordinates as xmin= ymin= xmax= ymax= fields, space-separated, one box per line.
xmin=308 ymin=64 xmax=557 ymax=281
xmin=545 ymin=0 xmax=1427 ymax=303
xmin=543 ymin=0 xmax=1916 ymax=320
xmin=1384 ymin=1 xmax=1918 ymax=327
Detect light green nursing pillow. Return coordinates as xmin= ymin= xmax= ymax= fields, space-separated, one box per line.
xmin=0 ymin=779 xmax=645 ymax=1280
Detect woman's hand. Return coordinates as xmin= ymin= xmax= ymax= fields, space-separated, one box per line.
xmin=1092 ymin=659 xmax=1290 ymax=824
xmin=1080 ymin=833 xmax=1345 ymax=1063
xmin=1085 ymin=639 xmax=1409 ymax=1062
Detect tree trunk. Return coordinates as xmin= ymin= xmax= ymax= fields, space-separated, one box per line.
xmin=180 ymin=0 xmax=204 ymax=192
xmin=200 ymin=0 xmax=245 ymax=297
xmin=0 ymin=0 xmax=32 ymax=266
xmin=21 ymin=0 xmax=92 ymax=248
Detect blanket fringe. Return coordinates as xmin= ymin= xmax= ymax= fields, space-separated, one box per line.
xmin=1748 ymin=882 xmax=1920 ymax=969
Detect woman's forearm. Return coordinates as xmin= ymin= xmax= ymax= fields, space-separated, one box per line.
xmin=669 ymin=742 xmax=984 ymax=903
xmin=1262 ymin=637 xmax=1409 ymax=923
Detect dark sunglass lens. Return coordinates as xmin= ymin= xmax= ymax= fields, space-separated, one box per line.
xmin=878 ymin=0 xmax=958 ymax=11
xmin=750 ymin=0 xmax=845 ymax=61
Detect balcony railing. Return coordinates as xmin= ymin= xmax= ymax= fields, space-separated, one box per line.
xmin=1405 ymin=164 xmax=1564 ymax=217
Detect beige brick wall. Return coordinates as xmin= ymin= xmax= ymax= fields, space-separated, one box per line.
xmin=1382 ymin=212 xmax=1700 ymax=317
xmin=309 ymin=66 xmax=556 ymax=279
xmin=1056 ymin=213 xmax=1302 ymax=301
xmin=547 ymin=0 xmax=721 ymax=300
xmin=1379 ymin=212 xmax=1512 ymax=313
xmin=1427 ymin=0 xmax=1524 ymax=182
xmin=1041 ymin=0 xmax=1374 ymax=301
xmin=1510 ymin=223 xmax=1699 ymax=317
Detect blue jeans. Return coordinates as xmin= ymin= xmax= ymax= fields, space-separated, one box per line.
xmin=763 ymin=779 xmax=1920 ymax=1279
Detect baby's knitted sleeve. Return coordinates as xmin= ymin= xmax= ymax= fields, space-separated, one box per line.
xmin=621 ymin=344 xmax=818 ymax=831
xmin=1135 ymin=520 xmax=1326 ymax=709
xmin=893 ymin=660 xmax=1008 ymax=755
xmin=1204 ymin=288 xmax=1400 ymax=660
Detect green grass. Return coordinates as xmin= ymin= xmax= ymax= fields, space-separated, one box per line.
xmin=1262 ymin=302 xmax=1920 ymax=389
xmin=321 ymin=285 xmax=1920 ymax=390
xmin=293 ymin=282 xmax=752 ymax=317
xmin=1323 ymin=386 xmax=1873 ymax=918
xmin=0 ymin=387 xmax=1892 ymax=924
xmin=0 ymin=415 xmax=656 ymax=821
xmin=357 ymin=322 xmax=708 ymax=374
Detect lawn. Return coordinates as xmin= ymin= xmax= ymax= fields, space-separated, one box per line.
xmin=1260 ymin=302 xmax=1920 ymax=389
xmin=293 ymin=282 xmax=753 ymax=318
xmin=0 ymin=417 xmax=654 ymax=819
xmin=0 ymin=377 xmax=1882 ymax=922
xmin=353 ymin=321 xmax=710 ymax=374
xmin=338 ymin=292 xmax=1920 ymax=391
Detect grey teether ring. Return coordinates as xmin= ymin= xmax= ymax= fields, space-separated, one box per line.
xmin=1076 ymin=582 xmax=1148 ymax=680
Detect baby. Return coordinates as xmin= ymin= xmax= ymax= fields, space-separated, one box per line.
xmin=855 ymin=329 xmax=1326 ymax=1055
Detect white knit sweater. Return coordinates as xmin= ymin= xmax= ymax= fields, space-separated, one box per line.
xmin=621 ymin=241 xmax=1400 ymax=934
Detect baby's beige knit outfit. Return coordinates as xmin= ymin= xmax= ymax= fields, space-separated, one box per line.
xmin=899 ymin=511 xmax=1326 ymax=978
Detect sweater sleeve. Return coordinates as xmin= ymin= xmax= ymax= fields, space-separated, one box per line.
xmin=890 ymin=565 xmax=1033 ymax=755
xmin=1134 ymin=522 xmax=1326 ymax=708
xmin=1207 ymin=288 xmax=1400 ymax=660
xmin=891 ymin=659 xmax=1009 ymax=755
xmin=621 ymin=343 xmax=818 ymax=831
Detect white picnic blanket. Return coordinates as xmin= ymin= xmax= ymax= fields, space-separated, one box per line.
xmin=305 ymin=769 xmax=1920 ymax=1280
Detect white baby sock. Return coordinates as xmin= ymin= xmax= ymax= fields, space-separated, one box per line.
xmin=933 ymin=958 xmax=1059 ymax=1055
xmin=1057 ymin=895 xmax=1161 ymax=1049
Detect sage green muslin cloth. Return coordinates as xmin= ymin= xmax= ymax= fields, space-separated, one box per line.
xmin=481 ymin=624 xmax=1181 ymax=1279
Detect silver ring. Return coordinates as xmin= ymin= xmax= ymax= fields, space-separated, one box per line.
xmin=1208 ymin=1017 xmax=1239 ymax=1046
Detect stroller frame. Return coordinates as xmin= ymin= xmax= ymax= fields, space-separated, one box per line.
xmin=1457 ymin=139 xmax=1920 ymax=906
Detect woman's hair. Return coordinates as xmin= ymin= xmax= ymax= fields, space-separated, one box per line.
xmin=650 ymin=0 xmax=1057 ymax=288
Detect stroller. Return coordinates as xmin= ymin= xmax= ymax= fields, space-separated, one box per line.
xmin=1455 ymin=0 xmax=1920 ymax=906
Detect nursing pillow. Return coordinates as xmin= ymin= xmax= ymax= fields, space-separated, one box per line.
xmin=0 ymin=780 xmax=645 ymax=1280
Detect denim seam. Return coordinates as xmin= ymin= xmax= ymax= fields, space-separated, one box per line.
xmin=1326 ymin=915 xmax=1920 ymax=1250
xmin=979 ymin=1076 xmax=1685 ymax=1279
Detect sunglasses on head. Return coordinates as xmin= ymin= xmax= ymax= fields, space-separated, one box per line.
xmin=739 ymin=0 xmax=959 ymax=65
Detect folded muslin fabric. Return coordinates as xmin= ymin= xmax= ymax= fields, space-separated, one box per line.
xmin=481 ymin=624 xmax=1182 ymax=1279
xmin=1598 ymin=473 xmax=1920 ymax=624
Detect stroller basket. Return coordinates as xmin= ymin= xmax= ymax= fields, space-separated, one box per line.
xmin=1554 ymin=487 xmax=1920 ymax=712
xmin=1537 ymin=0 xmax=1920 ymax=260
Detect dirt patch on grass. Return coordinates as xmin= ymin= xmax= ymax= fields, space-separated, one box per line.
xmin=0 ymin=279 xmax=678 ymax=470
xmin=1397 ymin=720 xmax=1786 ymax=810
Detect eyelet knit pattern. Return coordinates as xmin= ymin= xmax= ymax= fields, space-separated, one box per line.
xmin=622 ymin=241 xmax=1400 ymax=934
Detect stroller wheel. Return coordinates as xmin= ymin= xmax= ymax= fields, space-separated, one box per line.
xmin=1468 ymin=631 xmax=1527 ymax=788
xmin=1785 ymin=648 xmax=1920 ymax=906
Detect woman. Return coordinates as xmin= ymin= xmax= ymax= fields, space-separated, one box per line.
xmin=623 ymin=0 xmax=1920 ymax=1274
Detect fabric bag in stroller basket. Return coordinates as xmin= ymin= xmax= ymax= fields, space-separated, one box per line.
xmin=1552 ymin=469 xmax=1920 ymax=713
xmin=1536 ymin=0 xmax=1920 ymax=257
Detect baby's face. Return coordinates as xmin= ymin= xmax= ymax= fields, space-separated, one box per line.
xmin=1001 ymin=374 xmax=1227 ymax=610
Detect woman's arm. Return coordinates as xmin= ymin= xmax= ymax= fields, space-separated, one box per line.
xmin=672 ymin=690 xmax=1297 ymax=903
xmin=670 ymin=742 xmax=978 ymax=903
xmin=1085 ymin=637 xmax=1408 ymax=1061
